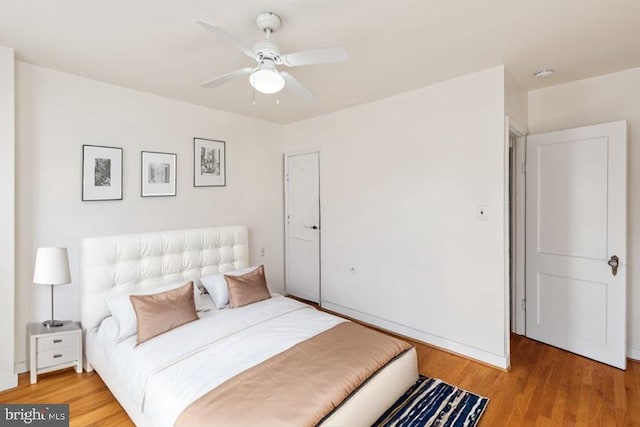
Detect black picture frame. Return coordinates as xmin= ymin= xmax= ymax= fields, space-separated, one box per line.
xmin=194 ymin=137 xmax=226 ymax=187
xmin=141 ymin=151 xmax=177 ymax=197
xmin=82 ymin=144 xmax=123 ymax=201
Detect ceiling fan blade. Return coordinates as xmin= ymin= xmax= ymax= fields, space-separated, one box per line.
xmin=195 ymin=20 xmax=258 ymax=60
xmin=281 ymin=72 xmax=317 ymax=101
xmin=200 ymin=68 xmax=254 ymax=88
xmin=281 ymin=46 xmax=349 ymax=67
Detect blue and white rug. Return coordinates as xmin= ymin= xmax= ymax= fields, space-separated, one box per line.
xmin=372 ymin=376 xmax=489 ymax=427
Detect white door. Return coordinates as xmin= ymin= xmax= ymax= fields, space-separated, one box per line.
xmin=526 ymin=121 xmax=627 ymax=369
xmin=285 ymin=151 xmax=320 ymax=302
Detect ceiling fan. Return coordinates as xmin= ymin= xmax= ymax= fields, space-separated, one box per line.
xmin=196 ymin=12 xmax=349 ymax=101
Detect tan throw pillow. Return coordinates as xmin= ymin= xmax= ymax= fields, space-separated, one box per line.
xmin=130 ymin=281 xmax=198 ymax=345
xmin=225 ymin=265 xmax=271 ymax=308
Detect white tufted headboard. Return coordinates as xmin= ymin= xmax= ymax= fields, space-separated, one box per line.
xmin=80 ymin=226 xmax=249 ymax=332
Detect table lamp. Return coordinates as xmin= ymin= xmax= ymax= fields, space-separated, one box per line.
xmin=33 ymin=247 xmax=71 ymax=327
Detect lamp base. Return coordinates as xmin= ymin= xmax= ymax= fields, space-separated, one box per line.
xmin=43 ymin=320 xmax=64 ymax=328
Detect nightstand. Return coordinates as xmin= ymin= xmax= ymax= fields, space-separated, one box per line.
xmin=28 ymin=321 xmax=83 ymax=384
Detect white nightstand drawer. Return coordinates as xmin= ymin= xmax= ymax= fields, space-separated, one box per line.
xmin=38 ymin=333 xmax=77 ymax=352
xmin=28 ymin=321 xmax=83 ymax=384
xmin=37 ymin=348 xmax=78 ymax=369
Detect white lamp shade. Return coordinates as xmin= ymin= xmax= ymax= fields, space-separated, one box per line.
xmin=33 ymin=247 xmax=71 ymax=285
xmin=249 ymin=68 xmax=285 ymax=94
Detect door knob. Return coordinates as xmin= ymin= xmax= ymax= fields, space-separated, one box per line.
xmin=304 ymin=225 xmax=319 ymax=230
xmin=608 ymin=255 xmax=619 ymax=276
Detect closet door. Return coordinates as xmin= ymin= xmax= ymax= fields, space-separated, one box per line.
xmin=285 ymin=151 xmax=321 ymax=303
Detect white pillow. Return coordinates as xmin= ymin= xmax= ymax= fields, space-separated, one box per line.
xmin=200 ymin=266 xmax=259 ymax=309
xmin=105 ymin=280 xmax=210 ymax=341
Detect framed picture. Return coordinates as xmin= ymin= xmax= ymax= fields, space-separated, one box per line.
xmin=194 ymin=138 xmax=226 ymax=187
xmin=141 ymin=151 xmax=177 ymax=197
xmin=82 ymin=145 xmax=123 ymax=201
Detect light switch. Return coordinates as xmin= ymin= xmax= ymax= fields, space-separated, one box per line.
xmin=477 ymin=206 xmax=488 ymax=220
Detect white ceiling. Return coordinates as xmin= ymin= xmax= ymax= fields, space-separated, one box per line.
xmin=1 ymin=0 xmax=639 ymax=124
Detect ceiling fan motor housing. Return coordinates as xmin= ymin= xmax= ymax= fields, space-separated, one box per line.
xmin=252 ymin=40 xmax=281 ymax=62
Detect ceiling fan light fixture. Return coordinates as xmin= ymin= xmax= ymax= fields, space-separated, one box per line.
xmin=249 ymin=67 xmax=285 ymax=94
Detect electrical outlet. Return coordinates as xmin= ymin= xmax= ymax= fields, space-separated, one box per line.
xmin=477 ymin=206 xmax=488 ymax=220
xmin=260 ymin=247 xmax=265 ymax=257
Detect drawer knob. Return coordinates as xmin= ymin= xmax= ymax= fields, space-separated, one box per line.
xmin=53 ymin=339 xmax=63 ymax=343
xmin=53 ymin=354 xmax=62 ymax=358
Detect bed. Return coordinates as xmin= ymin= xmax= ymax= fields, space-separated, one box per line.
xmin=80 ymin=226 xmax=418 ymax=426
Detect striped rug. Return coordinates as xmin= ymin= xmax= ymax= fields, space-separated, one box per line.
xmin=372 ymin=376 xmax=489 ymax=427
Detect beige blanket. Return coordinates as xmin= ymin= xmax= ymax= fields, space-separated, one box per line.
xmin=175 ymin=321 xmax=412 ymax=427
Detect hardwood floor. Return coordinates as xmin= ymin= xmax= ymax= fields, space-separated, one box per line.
xmin=0 ymin=368 xmax=134 ymax=426
xmin=1 ymin=334 xmax=639 ymax=426
xmin=414 ymin=335 xmax=640 ymax=426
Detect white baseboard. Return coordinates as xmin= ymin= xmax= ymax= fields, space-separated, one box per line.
xmin=15 ymin=360 xmax=27 ymax=374
xmin=628 ymin=347 xmax=640 ymax=361
xmin=0 ymin=373 xmax=17 ymax=392
xmin=322 ymin=301 xmax=509 ymax=370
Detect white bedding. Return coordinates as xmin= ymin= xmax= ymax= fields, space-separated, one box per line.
xmin=91 ymin=295 xmax=345 ymax=427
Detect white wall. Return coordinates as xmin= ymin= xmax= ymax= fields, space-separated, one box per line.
xmin=284 ymin=66 xmax=509 ymax=368
xmin=0 ymin=46 xmax=17 ymax=391
xmin=505 ymin=70 xmax=528 ymax=130
xmin=14 ymin=62 xmax=285 ymax=370
xmin=528 ymin=67 xmax=640 ymax=360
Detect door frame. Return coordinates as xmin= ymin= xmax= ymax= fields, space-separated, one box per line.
xmin=283 ymin=148 xmax=322 ymax=302
xmin=507 ymin=117 xmax=527 ymax=336
xmin=502 ymin=116 xmax=528 ymax=367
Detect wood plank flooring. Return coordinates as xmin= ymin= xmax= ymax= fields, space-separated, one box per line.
xmin=2 ymin=333 xmax=639 ymax=426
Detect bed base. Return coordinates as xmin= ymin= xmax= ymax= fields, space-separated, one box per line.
xmin=87 ymin=336 xmax=417 ymax=427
